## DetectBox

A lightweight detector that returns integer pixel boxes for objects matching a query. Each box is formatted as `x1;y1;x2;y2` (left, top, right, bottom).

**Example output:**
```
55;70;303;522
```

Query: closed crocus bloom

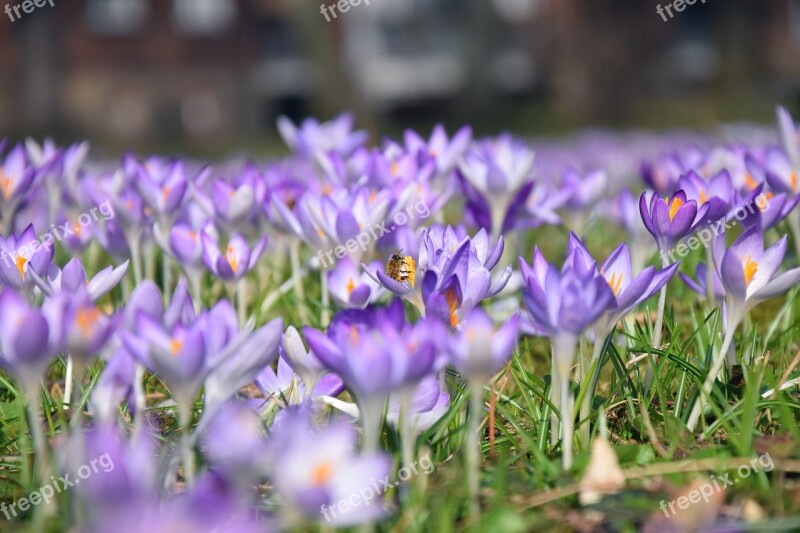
168;223;203;267
0;289;65;390
639;189;713;251
777;106;800;170
204;401;270;484
30;258;129;302
0;144;36;218
131;157;187;218
680;262;724;303
447;308;519;383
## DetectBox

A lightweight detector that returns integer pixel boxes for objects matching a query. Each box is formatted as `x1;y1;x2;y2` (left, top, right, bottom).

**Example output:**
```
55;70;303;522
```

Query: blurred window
84;0;149;36
172;0;237;37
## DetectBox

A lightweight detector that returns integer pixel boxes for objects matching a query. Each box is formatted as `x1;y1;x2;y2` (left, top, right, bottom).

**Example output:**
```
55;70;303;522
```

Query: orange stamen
607;272;623;297
311;462;333;487
0;170;12;200
346;277;356;294
225;245;239;273
170;338;183;356
791;171;798;192
742;255;758;285
744;174;758;190
75;307;101;334
445;287;460;328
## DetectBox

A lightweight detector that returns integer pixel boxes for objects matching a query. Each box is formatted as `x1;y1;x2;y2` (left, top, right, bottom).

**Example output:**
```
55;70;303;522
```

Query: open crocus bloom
201;228;266;282
712;225;800;326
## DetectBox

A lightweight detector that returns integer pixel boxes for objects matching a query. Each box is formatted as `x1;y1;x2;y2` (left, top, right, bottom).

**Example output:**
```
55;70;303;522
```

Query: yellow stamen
225;245;239;273
346;277;356;294
369;189;377;204
666;197;684;222
311;462;333;487
74;224;82;236
445;287;460;328
744;174;758;190
15;255;27;280
791;171;798;192
742;255;758;285
390;162;399;176
699;190;707;204
607;272;623;297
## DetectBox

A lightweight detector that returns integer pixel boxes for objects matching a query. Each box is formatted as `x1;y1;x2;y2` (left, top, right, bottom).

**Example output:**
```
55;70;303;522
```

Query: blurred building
0;0;799;145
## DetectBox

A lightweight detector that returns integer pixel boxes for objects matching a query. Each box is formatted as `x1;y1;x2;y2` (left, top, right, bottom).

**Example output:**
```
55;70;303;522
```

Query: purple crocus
679;263;724;302
687;226;800;430
368;225;511;322
30;258;129;302
404;124;472;176
277;113;368;159
327;258;382;309
303;300;439;450
459;135;535;241
267;416;392;527
519;240;616;468
0;144;36;233
446;308;519;384
201;227;266;282
0;289;65;390
639;189;715;252
0;224;54;291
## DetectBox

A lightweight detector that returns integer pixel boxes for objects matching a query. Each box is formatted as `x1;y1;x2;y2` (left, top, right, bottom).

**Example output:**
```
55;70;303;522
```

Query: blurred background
1;0;799;156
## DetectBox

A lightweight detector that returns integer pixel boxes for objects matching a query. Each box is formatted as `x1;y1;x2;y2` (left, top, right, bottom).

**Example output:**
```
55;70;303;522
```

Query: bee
386;249;416;286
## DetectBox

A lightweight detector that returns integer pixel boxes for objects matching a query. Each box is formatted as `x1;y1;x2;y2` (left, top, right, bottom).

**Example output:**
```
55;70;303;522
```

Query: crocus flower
303;300;439;450
639;189;714;252
404;124;472;176
459;135;535;241
277;113;368;159
0;223;54;291
386;374;450;433
201;227;266;282
519;241;616;468
267;416;392;527
446;308;519;384
0;289;65;390
129;156;188;220
0;144;36;231
368;225;511;321
30;258;129;302
203;401;270;484
687;226;800;430
327;258;382;309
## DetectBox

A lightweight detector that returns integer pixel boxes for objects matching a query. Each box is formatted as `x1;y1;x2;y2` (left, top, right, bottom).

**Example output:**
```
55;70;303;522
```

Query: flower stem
289;240;309;324
237;278;248;326
551;334;577;469
320;268;330;328
686;319;739;431
466;380;484;523
579;337;605;446
177;396;195;485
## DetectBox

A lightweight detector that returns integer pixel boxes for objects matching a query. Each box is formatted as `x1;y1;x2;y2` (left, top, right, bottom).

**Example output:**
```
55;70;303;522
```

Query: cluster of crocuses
0;107;799;530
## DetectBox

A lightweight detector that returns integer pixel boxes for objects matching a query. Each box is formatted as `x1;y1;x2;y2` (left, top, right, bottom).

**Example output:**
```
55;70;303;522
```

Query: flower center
744;174;758;190
607;272;623;297
15;255;27;280
75;307;101;334
346;277;356;294
666;197;684;222
742;255;758;285
699;190;707;204
170;338;183;356
225;245;239;272
0;171;12;200
311;462;333;487
791;171;798;192
445;287;460;328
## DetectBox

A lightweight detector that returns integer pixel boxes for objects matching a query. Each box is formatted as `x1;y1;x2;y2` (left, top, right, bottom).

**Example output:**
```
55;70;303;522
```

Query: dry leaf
578;436;625;505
